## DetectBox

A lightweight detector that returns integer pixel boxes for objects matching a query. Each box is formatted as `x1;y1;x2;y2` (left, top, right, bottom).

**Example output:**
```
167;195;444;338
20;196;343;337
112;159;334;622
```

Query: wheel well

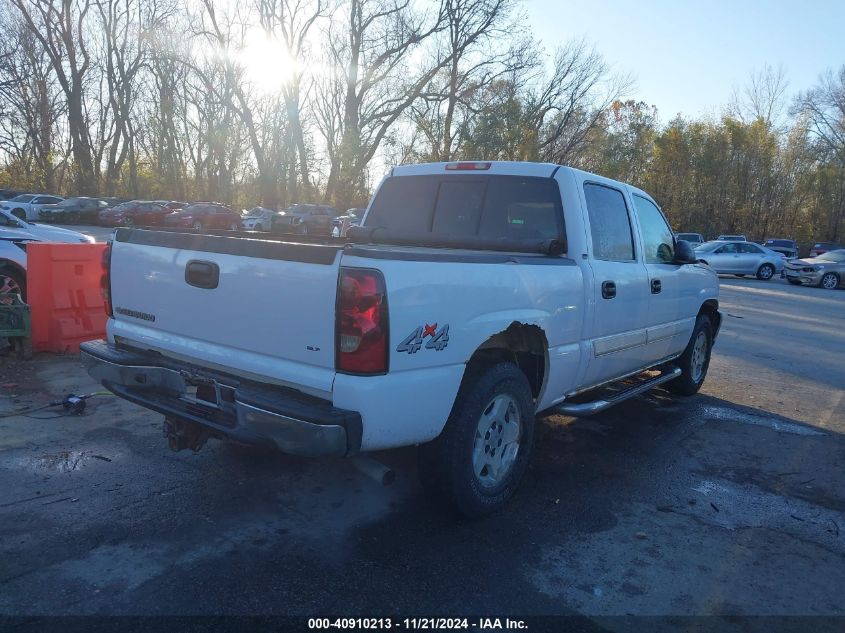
0;259;26;280
464;323;548;400
698;299;720;331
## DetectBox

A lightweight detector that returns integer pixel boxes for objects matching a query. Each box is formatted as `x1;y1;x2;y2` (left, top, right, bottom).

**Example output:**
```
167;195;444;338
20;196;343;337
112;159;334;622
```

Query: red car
164;202;242;231
98;200;171;227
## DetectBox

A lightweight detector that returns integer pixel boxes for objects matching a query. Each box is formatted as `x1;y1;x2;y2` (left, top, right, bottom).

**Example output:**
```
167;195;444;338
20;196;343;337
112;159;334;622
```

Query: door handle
185;260;219;289
651;279;662;294
601;280;616;299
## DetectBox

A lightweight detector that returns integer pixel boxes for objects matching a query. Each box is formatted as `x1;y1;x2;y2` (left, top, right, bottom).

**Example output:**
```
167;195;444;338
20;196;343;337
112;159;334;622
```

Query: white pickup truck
81;161;720;516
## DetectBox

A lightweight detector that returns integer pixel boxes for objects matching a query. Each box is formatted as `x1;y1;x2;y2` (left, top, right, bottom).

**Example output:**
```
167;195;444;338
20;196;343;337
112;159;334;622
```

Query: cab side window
584;183;635;261
739;243;763;254
716;243;738;254
632;195;674;264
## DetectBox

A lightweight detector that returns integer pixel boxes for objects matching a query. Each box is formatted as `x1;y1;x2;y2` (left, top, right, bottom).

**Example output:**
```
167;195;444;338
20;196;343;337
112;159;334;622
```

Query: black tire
229;222;239;231
787;279;802;286
820;272;839;290
418;362;535;517
756;263;775;280
297;223;308;235
665;314;713;396
254;223;263;231
192;221;203;231
0;268;26;301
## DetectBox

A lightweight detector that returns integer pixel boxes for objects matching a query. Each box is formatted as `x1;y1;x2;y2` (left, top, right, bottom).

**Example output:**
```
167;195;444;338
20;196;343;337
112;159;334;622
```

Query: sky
523;0;845;122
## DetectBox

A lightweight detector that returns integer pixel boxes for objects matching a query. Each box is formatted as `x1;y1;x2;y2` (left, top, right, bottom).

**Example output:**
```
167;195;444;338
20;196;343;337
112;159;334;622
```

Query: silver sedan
694;240;784;280
784;249;845;289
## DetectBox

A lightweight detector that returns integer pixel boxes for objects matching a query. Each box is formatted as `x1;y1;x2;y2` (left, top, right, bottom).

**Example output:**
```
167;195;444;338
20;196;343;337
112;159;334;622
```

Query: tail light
445;161;491;170
336;268;388;374
100;242;113;317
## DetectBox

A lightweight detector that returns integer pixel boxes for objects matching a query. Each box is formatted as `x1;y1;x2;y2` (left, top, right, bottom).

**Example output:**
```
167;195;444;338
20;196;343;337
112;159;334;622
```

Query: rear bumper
80;340;361;456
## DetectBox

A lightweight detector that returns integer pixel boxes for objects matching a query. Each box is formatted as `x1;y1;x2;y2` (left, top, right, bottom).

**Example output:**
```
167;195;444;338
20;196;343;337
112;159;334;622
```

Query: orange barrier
26;242;108;354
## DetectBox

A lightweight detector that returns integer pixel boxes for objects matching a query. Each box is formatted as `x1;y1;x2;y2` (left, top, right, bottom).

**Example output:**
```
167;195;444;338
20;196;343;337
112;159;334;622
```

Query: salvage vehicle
39;197;111;224
331;208;365;238
241;207;277;231
762;238;798;259
81;161;721;516
0;194;64;221
0;214;94;298
694;240;782;279
784;249;845;289
272;203;339;235
164;202;242;231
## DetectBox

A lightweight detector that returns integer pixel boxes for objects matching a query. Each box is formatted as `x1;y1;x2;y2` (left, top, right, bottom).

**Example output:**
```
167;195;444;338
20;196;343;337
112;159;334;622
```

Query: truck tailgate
108;229;342;396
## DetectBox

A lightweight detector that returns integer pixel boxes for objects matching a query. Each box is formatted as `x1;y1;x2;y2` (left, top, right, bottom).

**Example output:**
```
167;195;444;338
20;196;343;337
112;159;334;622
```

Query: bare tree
10;0;98;194
321;0;453;208
730;63;789;127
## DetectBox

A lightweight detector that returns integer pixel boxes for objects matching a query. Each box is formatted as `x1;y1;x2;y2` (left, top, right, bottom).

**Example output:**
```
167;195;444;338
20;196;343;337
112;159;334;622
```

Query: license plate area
180;377;236;410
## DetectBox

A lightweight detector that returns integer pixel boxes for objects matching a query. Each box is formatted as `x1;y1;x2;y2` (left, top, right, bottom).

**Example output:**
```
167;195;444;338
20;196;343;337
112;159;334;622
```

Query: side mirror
674;239;697;264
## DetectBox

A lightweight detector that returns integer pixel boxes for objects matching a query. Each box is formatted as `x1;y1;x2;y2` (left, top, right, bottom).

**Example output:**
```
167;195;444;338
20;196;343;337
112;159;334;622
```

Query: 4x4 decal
396;323;450;353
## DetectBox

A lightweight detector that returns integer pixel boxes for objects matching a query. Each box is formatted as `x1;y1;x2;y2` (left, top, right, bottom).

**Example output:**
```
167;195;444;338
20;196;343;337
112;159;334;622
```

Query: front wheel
254;223;263;231
665;314;713;396
296;223;308;235
418;362;535;517
756;263;775;280
0;269;25;300
820;272;840;290
192;221;203;231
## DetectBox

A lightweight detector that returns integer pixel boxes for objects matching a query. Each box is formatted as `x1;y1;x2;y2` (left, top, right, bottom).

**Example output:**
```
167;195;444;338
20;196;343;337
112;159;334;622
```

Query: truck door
630;193;695;361
581;181;651;388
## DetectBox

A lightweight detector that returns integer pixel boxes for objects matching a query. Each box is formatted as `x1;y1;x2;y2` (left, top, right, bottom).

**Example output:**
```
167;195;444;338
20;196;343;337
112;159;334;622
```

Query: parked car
98;200;172;227
675;232;704;246
330;208;366;238
272;203;338;235
164;202;242;231
808;241;843;257
694;240;783;279
784;249;845;289
241;207;277;231
39;197;111;224
0;193;64;221
0;208;96;243
717;234;746;241
0;212;94;299
762;238;798;258
83;160;721;517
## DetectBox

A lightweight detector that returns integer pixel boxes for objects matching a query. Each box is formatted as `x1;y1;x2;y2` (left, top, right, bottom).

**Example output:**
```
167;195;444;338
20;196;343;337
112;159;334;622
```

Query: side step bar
550;366;682;417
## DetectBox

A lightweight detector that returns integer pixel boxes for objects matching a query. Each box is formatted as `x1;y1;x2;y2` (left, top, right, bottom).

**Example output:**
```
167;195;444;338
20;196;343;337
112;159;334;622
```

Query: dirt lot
0;277;843;626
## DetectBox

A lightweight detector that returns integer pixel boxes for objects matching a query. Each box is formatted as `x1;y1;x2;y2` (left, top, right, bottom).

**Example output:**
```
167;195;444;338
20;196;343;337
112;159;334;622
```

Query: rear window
765;240;794;247
366;175;564;241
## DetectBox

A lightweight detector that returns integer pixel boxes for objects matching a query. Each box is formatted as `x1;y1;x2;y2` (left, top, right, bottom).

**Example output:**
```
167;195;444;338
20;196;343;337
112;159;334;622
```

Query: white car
0;239;27;297
82;161;721;516
0;194;64;221
0;210;95;298
0;209;95;244
241;207;277;231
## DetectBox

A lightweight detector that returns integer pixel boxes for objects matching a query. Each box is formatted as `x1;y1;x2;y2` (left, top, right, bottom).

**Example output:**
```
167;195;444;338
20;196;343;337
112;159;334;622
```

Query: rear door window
583;183;635;261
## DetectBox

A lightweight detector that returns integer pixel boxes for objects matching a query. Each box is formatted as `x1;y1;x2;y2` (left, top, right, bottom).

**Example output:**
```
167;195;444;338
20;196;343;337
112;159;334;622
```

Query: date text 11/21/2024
307;618;528;630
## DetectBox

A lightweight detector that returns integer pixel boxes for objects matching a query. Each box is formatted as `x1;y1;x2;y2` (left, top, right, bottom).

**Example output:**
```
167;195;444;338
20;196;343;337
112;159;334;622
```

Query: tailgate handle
185;260;219;289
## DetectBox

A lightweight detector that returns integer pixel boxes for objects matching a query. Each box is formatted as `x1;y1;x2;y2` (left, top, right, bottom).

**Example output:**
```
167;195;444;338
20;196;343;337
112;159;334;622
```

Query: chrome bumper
80;340;360;456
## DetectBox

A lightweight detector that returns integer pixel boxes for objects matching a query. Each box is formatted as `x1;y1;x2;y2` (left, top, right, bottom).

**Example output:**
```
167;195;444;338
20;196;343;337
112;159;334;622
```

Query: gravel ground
0;277;843;628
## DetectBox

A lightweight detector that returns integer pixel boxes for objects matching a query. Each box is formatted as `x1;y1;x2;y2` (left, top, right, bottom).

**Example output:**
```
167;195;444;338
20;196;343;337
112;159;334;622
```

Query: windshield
816;250;845;262
765;239;793;247
10;194;35;202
